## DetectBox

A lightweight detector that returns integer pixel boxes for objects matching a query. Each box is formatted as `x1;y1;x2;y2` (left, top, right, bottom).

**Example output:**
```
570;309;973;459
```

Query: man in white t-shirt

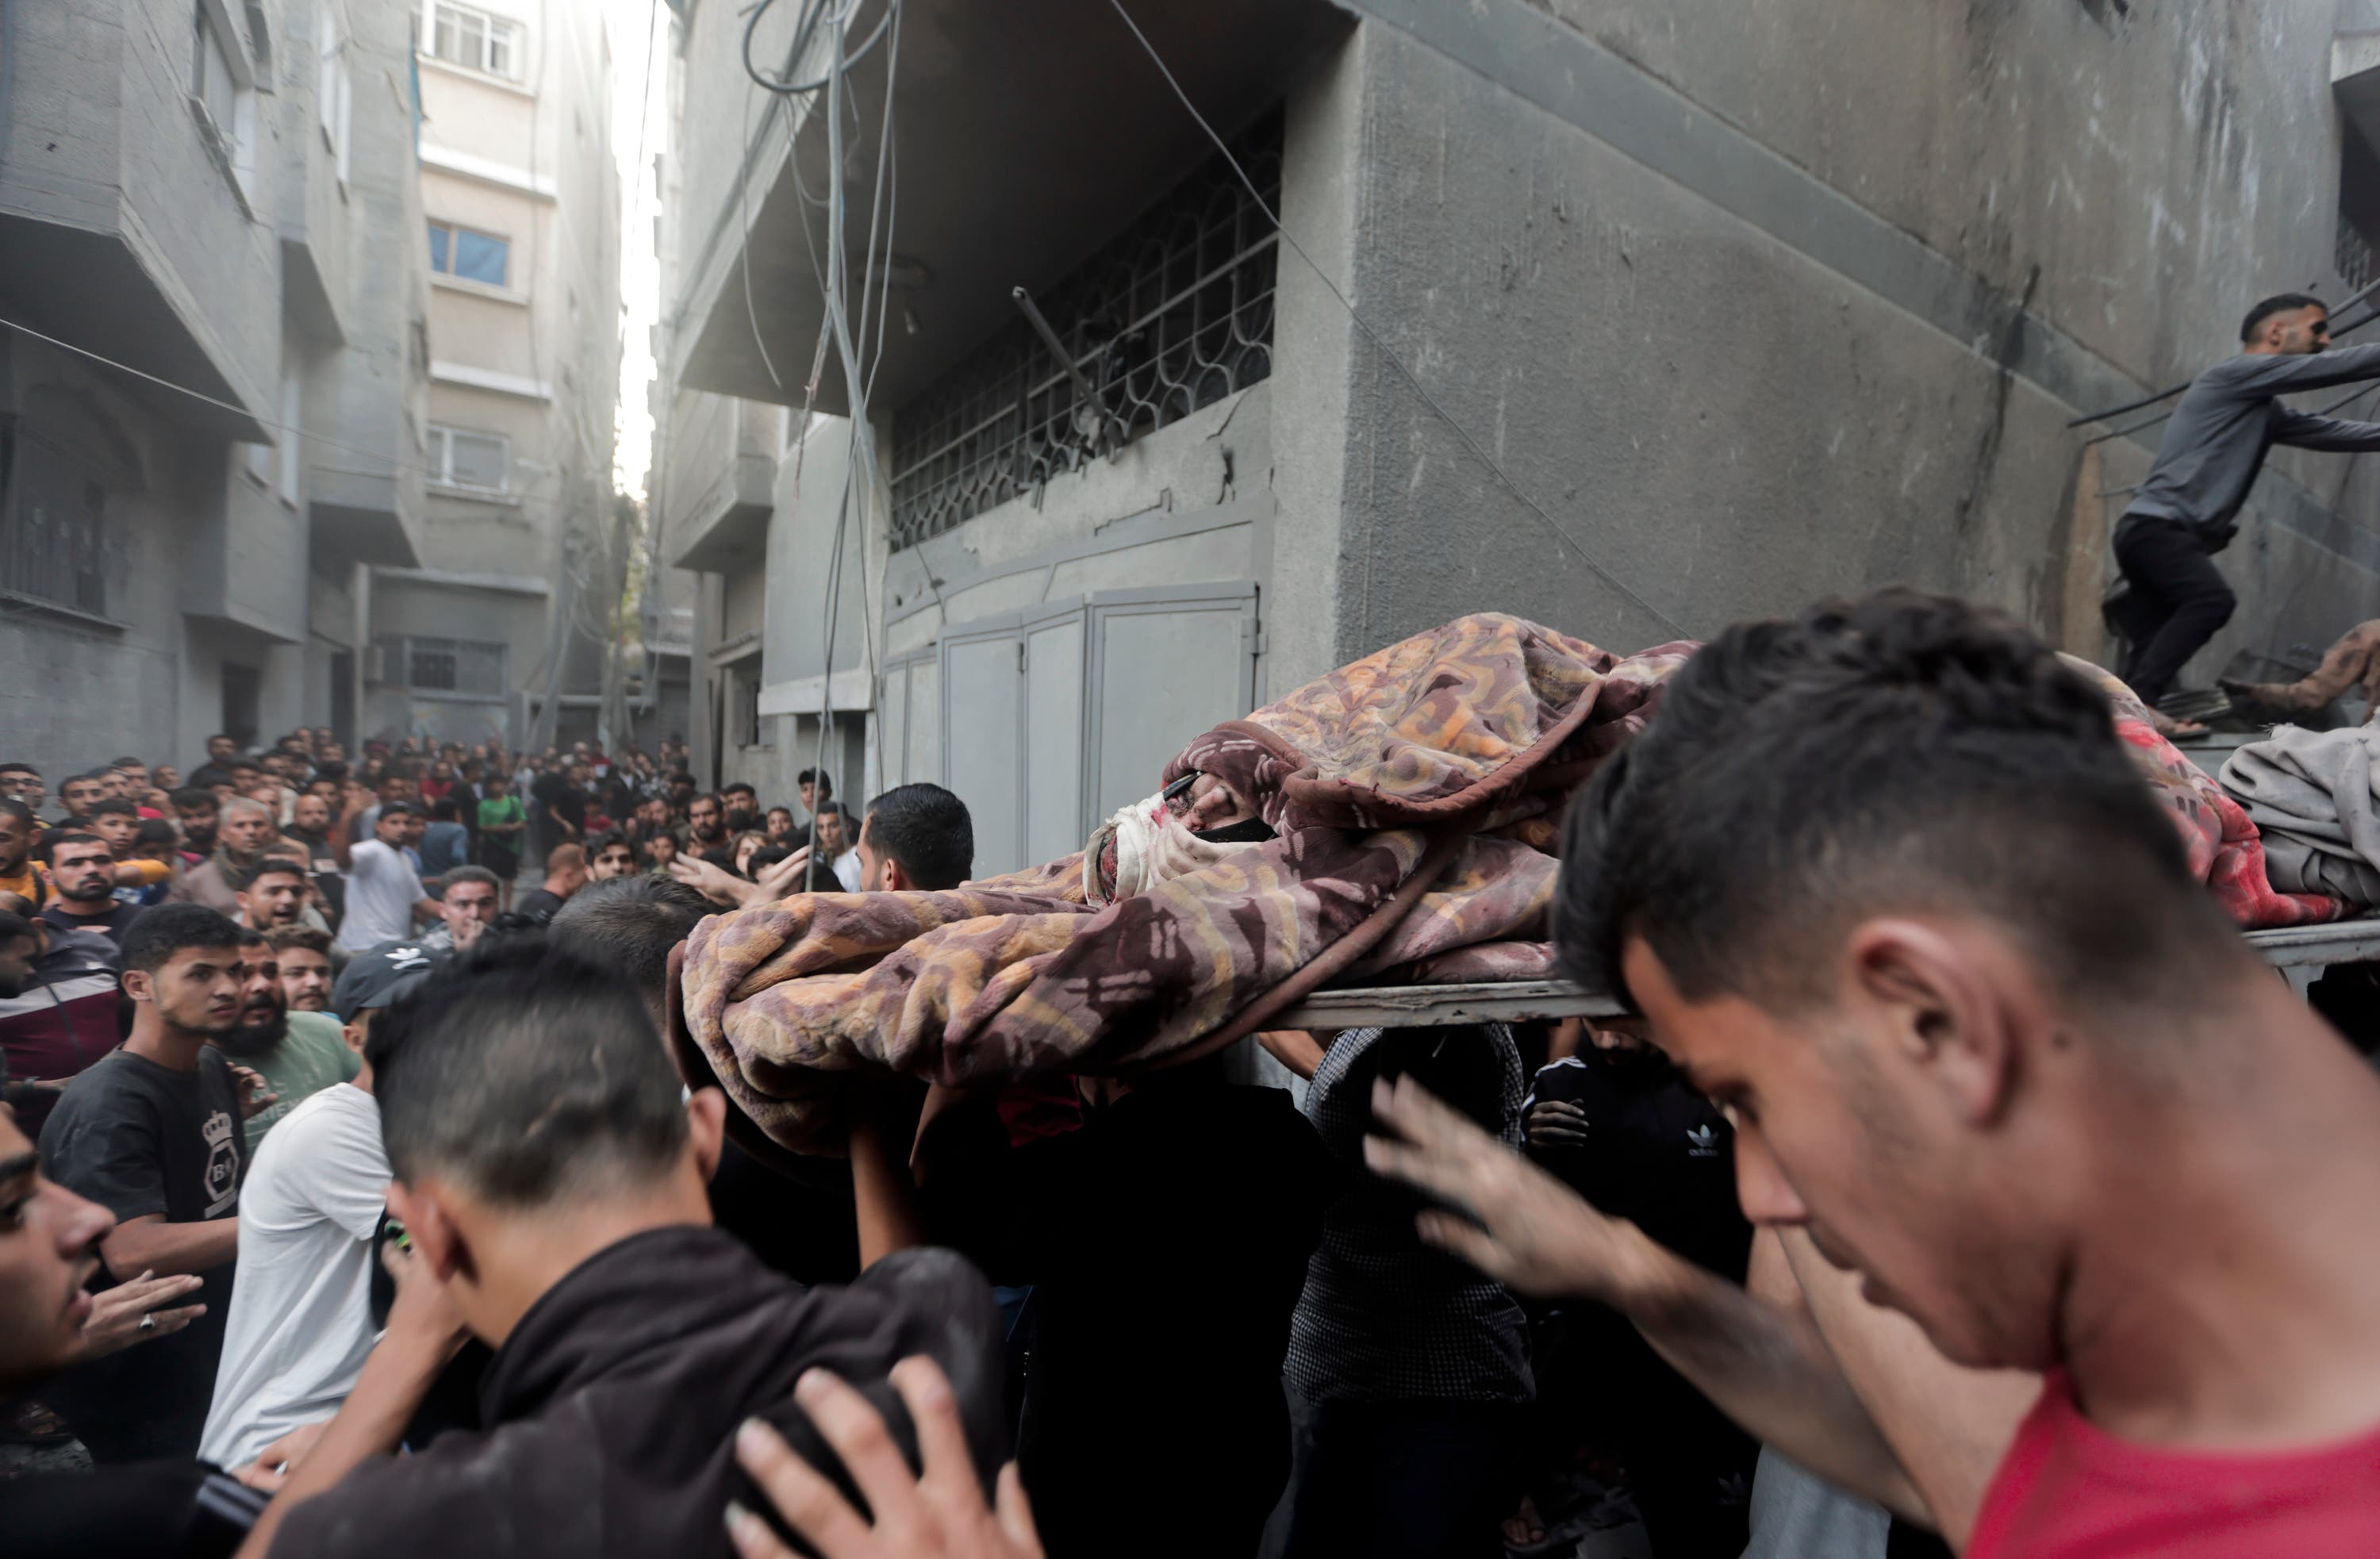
333;801;437;953
198;943;434;1469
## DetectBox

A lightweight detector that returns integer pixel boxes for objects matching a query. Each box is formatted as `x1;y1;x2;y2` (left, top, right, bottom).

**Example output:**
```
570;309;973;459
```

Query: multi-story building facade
655;0;2380;873
0;0;428;763
370;0;620;749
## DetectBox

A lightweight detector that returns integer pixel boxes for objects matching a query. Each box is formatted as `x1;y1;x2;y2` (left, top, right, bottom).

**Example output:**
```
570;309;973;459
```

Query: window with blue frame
426;220;509;287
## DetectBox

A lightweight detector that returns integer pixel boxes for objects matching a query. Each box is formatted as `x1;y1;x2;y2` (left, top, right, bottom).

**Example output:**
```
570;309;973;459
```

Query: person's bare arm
850;1114;924;1270
233;1242;468;1559
101;1213;238;1280
1365;1075;1929;1522
1777;1230;2038;1549
1256;1030;1325;1081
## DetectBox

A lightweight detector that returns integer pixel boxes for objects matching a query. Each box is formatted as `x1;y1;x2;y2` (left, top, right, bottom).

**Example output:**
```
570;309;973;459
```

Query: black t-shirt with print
37;1046;244;1463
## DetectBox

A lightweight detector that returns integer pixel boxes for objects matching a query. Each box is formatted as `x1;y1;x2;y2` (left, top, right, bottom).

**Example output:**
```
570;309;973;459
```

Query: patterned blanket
680;615;1687;1151
678;620;2331;1154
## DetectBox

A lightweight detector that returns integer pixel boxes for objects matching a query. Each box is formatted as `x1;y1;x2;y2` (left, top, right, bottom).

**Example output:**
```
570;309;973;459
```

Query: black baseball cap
332;940;441;1021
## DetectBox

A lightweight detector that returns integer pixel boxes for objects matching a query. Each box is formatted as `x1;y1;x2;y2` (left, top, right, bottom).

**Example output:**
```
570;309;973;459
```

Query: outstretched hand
77;1269;205;1361
1365;1073;1659;1304
727;1357;1042;1559
670;854;758;907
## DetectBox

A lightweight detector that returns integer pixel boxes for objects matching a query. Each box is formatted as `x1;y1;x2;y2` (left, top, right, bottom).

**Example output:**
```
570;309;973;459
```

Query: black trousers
2113;517;2236;707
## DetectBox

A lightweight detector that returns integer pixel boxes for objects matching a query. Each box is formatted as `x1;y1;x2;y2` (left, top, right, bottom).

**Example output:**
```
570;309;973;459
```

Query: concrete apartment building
654;0;2380;876
0;0;428;765
370;0;622;749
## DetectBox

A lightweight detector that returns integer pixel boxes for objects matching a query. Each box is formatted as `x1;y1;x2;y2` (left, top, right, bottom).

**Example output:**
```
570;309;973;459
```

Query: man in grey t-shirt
2113;292;2380;709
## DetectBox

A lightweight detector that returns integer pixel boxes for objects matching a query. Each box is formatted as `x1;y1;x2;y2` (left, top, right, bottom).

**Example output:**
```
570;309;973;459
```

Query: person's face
592;843;637;880
60;778;100;818
236;948;287;1030
48;842;114;904
381;777;412;804
647;835;678;868
2272;305;2332;355
294;794;331;834
176;800;219;844
1622;929;2055;1373
228;767;261;795
152;766;178;793
241;870;307;928
689;797;722;839
432;762;452;781
374;812;413;848
278;947;332;1012
207;736;236;762
733;835;762;874
0;1107;116;1390
766;809;794;841
815;812;846;854
0;935;37;1000
0;814;28;875
97;773;127;801
401;812;426;847
129;942;244;1036
442;881;498;947
0;772;39;808
116;764;148;791
221;808;273;854
90;812;136;855
320;743;344;764
798;781;819;813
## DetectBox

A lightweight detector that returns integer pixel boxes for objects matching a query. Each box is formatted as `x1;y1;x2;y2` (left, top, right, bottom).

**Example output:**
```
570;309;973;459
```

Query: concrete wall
1282;2;2380;689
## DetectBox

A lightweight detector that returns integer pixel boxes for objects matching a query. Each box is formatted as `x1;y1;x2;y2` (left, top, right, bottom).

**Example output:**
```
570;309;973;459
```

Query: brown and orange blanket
678;616;2336;1154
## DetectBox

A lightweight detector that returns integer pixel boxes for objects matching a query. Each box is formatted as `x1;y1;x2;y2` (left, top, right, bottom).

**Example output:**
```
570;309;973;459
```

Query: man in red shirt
1368;589;2380;1556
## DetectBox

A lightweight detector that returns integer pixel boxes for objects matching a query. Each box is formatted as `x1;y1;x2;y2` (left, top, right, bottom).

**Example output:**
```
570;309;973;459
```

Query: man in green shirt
214;926;359;1151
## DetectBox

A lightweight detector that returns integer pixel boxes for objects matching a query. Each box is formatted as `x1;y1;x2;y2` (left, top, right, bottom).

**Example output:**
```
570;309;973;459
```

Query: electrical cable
2067;275;2380;428
1102;0;1691;641
741;0;892;98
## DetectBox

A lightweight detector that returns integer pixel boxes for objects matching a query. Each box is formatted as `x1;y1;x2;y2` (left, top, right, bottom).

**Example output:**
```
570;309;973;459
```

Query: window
428;424;509;491
428;1;520;79
737;670;762;747
0;425;114;617
191;2;259;202
888;109;1282;549
427;220;509;286
2343;126;2380;295
317;2;353;183
397;636;507;696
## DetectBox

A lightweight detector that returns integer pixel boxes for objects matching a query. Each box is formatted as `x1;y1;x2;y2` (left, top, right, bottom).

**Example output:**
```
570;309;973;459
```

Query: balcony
669;0;1350;413
664;394;781;571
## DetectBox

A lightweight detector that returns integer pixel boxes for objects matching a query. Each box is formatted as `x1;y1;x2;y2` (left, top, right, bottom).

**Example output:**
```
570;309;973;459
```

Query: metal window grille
0;426;117;617
399;635;507;696
888;110;1282;551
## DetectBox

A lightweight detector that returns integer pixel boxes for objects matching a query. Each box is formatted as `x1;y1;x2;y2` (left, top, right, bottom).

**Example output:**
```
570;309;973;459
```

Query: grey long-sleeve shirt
2128;341;2380;550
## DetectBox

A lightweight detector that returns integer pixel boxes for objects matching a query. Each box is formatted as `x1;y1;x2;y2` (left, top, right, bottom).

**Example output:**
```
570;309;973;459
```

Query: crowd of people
6;587;2380;1558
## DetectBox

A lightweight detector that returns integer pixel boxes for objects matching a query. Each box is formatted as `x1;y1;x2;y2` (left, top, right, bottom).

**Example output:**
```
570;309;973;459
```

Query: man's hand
232;1419;332;1492
670;854;760;907
1365;1073;1660;1304
77;1269;205;1361
1522;1099;1592;1157
381;1238;470;1357
230;1066;278;1121
726;1358;1042;1559
752;846;811;900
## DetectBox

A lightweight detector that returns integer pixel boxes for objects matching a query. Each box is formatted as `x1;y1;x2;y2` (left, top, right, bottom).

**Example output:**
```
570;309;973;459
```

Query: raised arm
2274;406;2380;452
2221;340;2380;395
1365;1075;1932;1522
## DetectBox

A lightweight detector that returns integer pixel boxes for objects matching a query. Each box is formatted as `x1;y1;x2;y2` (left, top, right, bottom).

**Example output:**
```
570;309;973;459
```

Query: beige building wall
371;0;620;747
